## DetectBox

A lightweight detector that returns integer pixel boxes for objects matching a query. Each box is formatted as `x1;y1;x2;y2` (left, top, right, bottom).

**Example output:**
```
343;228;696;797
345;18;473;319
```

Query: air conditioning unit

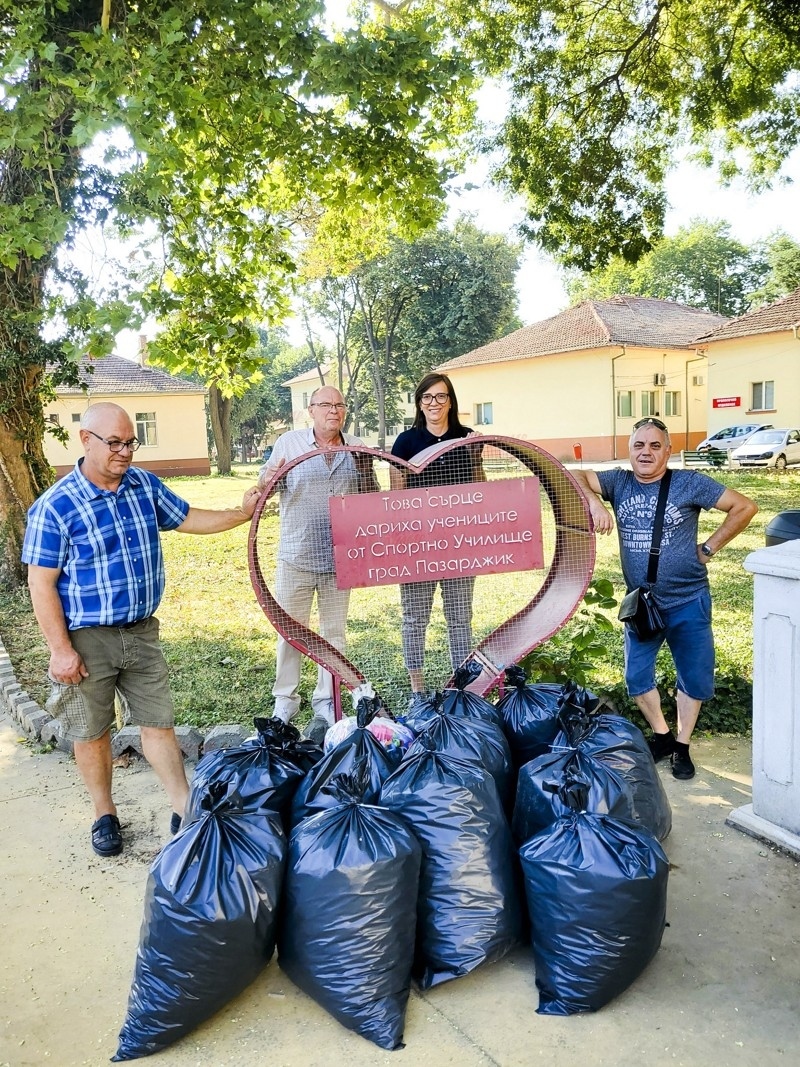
692;375;705;386
652;373;667;386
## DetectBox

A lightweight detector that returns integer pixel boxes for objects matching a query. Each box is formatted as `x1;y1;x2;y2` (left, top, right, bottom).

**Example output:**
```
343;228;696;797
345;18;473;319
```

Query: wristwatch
700;543;714;558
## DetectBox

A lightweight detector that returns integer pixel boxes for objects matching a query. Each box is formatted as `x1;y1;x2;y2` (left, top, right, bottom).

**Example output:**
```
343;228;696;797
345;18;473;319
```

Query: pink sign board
329;477;544;590
712;397;741;408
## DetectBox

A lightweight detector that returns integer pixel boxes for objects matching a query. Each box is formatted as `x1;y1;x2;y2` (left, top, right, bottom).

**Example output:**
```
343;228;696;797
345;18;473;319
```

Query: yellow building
699;286;800;433
436;296;726;463
44;354;210;478
283;364;413;447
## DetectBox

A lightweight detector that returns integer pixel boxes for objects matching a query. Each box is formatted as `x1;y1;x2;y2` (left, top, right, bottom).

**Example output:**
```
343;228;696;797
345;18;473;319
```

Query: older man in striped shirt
22;403;260;858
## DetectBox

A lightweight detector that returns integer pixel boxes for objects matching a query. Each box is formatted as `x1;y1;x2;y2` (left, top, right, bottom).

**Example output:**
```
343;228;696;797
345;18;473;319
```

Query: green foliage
748;231;800;306
519;578;618;686
0;0;474;578
302;218;522;446
566;219;770;317
429;0;800;269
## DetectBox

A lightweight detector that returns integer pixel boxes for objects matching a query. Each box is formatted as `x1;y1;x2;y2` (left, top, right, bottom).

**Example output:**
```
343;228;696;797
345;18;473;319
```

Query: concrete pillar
726;538;800;857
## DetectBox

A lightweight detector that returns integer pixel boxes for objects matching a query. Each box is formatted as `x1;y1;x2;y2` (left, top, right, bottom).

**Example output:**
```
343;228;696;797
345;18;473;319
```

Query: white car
732;428;800;469
697;422;774;452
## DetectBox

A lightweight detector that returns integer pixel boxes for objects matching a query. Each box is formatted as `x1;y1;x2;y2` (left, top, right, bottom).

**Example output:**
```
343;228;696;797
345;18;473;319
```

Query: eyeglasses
420;392;449;405
87;430;140;452
633;417;667;432
310;402;347;412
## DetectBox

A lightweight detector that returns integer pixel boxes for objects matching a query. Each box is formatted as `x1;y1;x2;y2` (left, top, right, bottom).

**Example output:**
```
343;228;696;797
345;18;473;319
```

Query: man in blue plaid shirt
22;403;260;858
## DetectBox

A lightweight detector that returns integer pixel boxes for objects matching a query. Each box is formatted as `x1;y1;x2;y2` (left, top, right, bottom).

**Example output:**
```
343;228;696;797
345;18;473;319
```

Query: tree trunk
0;364;52;588
209;385;233;474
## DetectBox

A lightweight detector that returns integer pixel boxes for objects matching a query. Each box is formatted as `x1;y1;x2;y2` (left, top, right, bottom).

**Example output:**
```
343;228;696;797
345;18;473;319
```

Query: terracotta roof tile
437;296;727;370
699;285;800;341
56;354;204;396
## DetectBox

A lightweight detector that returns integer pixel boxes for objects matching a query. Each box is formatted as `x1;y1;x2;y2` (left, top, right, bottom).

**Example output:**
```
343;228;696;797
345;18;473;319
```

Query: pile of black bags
115;665;673;1056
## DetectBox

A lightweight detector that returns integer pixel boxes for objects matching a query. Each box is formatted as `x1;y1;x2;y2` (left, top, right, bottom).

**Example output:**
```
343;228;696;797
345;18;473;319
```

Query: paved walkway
0;713;796;1067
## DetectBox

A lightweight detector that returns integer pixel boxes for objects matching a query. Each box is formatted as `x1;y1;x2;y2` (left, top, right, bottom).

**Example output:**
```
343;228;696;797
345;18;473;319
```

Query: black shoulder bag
617;470;672;640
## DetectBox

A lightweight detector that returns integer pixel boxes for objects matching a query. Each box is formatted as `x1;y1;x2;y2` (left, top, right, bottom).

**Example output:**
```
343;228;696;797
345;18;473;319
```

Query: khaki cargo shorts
45;617;175;742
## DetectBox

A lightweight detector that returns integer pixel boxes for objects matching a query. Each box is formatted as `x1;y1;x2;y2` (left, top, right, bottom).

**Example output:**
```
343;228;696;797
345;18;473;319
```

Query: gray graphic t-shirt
596;469;724;611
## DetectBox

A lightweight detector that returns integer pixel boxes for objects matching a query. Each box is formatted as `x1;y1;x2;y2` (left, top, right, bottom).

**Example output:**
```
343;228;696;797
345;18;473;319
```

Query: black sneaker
647;730;676;763
671;747;696;780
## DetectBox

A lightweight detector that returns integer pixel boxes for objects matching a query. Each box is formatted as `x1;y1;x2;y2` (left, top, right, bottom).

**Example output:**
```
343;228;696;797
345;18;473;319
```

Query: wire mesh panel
248;435;594;718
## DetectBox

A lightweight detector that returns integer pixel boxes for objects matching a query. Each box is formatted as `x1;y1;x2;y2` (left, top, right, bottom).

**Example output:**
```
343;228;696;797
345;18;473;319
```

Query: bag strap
646;469;672;586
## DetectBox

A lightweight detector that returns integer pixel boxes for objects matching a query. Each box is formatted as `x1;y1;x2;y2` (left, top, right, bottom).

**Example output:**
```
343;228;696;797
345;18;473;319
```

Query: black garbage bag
512;748;635;845
113;781;286;1060
520;779;669;1016
494;666;564;766
278;767;421;1051
555;703;672;842
380;735;522;990
186;716;322;825
405;703;514;806
291;697;403;826
438;661;504;728
400;690;442;733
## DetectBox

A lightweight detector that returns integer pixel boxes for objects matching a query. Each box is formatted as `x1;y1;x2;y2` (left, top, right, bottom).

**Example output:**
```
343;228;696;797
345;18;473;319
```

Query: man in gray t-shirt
572;418;757;781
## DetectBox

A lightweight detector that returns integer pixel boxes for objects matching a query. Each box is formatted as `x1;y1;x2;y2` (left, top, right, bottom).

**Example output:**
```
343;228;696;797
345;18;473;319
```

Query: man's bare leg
140;726;189;816
633;688;670;734
675;690;702;744
73;732;116;820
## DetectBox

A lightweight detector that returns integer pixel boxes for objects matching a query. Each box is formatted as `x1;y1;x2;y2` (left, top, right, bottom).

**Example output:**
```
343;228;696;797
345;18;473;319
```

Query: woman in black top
391;373;484;704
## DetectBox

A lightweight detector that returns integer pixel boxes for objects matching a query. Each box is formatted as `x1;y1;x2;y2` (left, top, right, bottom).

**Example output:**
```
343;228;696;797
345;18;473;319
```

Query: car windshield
745;431;784;445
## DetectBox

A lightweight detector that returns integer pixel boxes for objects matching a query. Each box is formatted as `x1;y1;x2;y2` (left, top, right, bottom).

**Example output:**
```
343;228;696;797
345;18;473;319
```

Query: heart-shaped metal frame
248;434;595;699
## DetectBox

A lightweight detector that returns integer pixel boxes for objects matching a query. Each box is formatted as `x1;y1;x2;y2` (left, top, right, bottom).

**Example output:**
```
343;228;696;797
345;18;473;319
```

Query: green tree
306;219;521;447
566;220;768;317
0;1;472;582
408;0;800;269
748;232;800;306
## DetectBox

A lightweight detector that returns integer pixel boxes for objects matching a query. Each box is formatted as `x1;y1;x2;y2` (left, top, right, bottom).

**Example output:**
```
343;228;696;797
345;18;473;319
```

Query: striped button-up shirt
21;461;190;629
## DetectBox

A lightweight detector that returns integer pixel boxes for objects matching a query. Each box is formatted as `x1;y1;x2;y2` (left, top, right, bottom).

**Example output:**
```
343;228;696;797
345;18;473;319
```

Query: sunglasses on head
633;417;667;432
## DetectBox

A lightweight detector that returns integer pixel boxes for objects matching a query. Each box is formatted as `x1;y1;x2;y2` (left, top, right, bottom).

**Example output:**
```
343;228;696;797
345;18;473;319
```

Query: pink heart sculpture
248;435;595;705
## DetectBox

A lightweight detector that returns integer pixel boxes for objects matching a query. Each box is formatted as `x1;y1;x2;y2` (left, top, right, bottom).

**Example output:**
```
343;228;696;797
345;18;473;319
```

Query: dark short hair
412;373;468;434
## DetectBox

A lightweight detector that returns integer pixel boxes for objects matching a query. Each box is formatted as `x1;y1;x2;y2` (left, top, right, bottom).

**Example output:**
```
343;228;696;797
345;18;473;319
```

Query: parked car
731;429;800;469
697;423;774;452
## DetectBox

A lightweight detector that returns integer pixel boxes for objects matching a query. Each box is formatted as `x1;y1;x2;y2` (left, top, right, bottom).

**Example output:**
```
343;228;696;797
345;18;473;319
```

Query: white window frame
135;411;158;447
616;390;635;418
664;391;681;417
641;390;658;417
751;380;775;411
475;402;493;426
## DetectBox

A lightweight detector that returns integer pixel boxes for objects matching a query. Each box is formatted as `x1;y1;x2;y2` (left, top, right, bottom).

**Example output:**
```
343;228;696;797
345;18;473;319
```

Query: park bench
680;448;731;469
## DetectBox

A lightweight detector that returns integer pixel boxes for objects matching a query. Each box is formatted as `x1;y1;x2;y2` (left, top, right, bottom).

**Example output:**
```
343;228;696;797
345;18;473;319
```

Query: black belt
114;618;148;629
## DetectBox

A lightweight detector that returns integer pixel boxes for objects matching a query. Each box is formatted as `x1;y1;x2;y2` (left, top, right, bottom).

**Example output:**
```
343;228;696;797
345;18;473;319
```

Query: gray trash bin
765;510;800;547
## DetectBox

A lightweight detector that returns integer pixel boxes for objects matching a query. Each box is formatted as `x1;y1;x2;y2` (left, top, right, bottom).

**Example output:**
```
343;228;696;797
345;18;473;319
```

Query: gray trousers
400;577;475;673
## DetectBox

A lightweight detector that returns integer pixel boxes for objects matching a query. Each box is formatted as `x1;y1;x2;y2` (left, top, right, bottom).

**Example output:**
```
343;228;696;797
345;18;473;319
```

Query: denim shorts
45;617;175;742
624;591;715;702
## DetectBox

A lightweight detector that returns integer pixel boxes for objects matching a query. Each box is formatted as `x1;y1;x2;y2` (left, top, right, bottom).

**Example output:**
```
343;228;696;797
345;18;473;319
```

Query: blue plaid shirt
21;461;190;630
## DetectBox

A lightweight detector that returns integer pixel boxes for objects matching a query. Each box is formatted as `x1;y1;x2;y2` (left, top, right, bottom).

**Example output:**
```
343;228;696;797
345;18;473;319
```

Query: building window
136;411;157;447
406;391;414;404
616;391;635;418
301;391;309;408
641;391;658;417
71;413;81;423
47;414;60;425
475;402;493;426
751;380;774;410
664;392;681;417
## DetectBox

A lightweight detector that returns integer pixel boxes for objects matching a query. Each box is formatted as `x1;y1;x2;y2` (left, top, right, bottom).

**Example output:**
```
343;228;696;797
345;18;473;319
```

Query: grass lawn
1;463;797;734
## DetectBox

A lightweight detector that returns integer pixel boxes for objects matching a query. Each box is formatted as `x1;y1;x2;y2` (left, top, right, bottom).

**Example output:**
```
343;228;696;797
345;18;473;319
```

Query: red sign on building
329;477;544;590
712;397;741;408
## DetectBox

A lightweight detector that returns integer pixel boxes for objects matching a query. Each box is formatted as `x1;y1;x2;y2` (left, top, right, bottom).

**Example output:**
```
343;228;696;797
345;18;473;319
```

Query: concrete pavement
0;711;797;1067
